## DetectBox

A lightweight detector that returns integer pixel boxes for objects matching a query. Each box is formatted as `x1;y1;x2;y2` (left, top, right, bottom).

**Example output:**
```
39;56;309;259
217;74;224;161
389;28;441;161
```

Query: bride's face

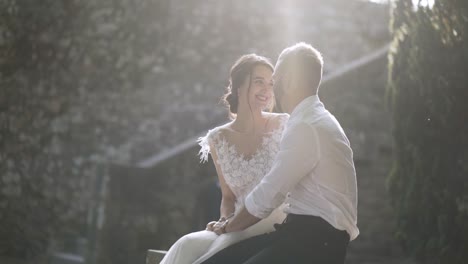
238;65;274;112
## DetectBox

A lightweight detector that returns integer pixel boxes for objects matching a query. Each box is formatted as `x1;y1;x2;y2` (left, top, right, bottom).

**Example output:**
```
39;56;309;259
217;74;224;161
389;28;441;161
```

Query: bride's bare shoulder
210;122;235;135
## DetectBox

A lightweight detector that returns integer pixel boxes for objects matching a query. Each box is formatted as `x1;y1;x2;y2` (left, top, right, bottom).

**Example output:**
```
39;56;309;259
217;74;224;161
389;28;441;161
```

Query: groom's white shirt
244;95;359;240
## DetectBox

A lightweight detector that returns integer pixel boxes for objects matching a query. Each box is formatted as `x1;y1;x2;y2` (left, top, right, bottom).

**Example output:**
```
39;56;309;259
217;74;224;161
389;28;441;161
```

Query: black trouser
201;214;350;264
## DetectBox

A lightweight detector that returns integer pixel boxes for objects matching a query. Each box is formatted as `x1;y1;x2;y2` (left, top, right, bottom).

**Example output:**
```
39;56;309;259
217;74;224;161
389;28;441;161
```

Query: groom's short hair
275;42;323;94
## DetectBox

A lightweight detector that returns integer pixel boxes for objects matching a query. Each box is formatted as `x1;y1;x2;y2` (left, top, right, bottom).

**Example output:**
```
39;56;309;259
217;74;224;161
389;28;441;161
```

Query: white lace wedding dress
159;114;289;264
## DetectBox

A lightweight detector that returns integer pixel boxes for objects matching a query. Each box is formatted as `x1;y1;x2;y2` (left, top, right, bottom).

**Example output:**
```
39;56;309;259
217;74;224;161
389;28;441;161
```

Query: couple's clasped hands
206;213;234;235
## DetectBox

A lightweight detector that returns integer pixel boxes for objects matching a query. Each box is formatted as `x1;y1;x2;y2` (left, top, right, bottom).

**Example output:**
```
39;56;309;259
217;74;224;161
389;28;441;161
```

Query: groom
203;42;359;264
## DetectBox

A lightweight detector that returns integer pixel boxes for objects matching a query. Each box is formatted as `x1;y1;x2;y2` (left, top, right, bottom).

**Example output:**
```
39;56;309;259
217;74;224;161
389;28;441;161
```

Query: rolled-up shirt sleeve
245;122;321;219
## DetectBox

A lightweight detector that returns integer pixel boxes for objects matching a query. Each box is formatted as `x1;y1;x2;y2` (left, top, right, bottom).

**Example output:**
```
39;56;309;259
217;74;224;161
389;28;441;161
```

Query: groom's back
289;102;359;240
312;111;356;195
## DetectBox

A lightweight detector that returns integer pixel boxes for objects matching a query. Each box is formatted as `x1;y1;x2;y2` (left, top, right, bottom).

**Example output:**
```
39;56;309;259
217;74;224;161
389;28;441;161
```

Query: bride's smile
242;65;274;111
255;94;270;103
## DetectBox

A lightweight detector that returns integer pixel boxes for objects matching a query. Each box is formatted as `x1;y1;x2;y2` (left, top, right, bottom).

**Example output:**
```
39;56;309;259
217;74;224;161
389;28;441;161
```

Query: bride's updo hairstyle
222;54;274;119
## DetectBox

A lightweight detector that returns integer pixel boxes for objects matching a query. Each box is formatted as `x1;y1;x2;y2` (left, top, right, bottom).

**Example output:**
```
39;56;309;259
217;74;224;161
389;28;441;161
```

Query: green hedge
388;0;468;263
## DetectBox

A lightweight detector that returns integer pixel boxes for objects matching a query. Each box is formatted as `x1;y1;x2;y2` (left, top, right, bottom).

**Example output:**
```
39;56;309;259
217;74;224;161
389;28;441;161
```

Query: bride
160;54;289;264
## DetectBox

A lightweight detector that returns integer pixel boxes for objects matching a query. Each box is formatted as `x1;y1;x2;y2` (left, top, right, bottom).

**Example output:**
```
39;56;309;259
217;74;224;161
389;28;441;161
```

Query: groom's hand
205;221;217;231
223;206;261;234
213;220;229;235
207;220;227;232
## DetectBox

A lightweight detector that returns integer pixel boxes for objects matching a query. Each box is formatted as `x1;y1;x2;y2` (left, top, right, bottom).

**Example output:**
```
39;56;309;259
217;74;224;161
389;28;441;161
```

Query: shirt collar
289;95;324;119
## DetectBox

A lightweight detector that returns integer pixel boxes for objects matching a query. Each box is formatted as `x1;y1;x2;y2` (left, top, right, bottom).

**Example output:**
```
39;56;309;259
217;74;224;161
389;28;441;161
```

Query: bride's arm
210;142;236;220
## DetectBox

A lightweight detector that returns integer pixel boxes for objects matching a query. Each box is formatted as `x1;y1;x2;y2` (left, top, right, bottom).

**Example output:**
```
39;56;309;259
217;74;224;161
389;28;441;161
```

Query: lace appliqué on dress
197;114;289;212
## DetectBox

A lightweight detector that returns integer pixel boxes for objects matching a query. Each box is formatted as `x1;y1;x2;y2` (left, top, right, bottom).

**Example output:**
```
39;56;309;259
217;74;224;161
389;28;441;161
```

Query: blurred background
0;0;467;263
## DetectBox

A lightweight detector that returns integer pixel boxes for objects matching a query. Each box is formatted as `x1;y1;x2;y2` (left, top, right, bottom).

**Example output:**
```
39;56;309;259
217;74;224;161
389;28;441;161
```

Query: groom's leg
241;215;350;264
241;233;347;264
201;232;274;264
241;243;294;264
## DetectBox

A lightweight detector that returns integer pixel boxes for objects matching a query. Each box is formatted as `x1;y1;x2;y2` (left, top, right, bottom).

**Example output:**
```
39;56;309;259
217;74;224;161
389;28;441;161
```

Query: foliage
388;0;468;263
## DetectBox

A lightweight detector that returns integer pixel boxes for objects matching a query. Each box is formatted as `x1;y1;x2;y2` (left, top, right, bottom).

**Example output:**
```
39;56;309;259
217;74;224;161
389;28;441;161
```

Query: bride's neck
232;108;265;133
